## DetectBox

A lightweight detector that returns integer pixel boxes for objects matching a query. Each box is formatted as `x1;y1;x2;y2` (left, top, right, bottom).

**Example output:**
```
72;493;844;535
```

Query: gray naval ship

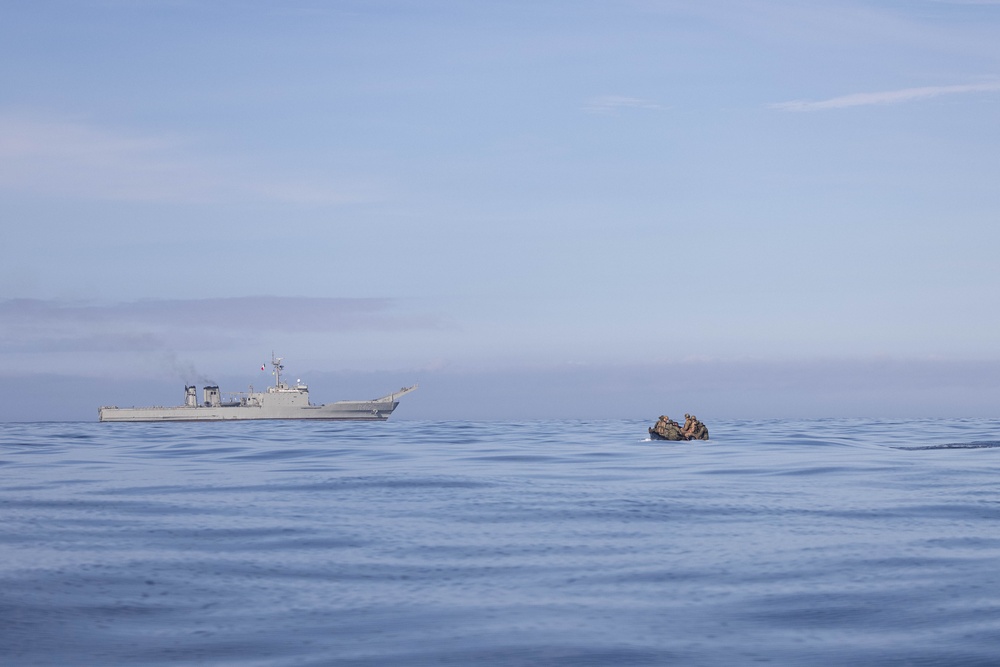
99;356;417;422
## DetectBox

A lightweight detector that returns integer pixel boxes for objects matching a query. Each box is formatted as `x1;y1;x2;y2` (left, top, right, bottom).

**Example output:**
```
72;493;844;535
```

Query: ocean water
2;419;1000;666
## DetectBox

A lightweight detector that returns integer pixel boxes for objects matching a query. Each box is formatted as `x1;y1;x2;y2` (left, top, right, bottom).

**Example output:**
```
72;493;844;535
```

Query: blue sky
2;0;999;421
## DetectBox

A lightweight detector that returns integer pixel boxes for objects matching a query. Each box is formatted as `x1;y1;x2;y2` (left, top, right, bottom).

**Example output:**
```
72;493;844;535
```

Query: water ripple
3;418;1000;666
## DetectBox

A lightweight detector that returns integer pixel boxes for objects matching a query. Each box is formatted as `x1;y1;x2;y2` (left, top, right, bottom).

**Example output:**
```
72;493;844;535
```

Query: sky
2;0;999;421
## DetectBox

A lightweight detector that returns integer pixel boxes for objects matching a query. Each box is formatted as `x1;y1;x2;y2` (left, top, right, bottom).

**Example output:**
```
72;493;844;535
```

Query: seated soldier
689;416;709;440
652;415;668;435
681;413;695;439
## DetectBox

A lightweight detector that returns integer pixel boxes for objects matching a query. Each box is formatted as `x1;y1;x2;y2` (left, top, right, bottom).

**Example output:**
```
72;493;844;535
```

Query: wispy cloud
771;82;1000;111
583;96;667;115
0;114;371;204
0;297;441;354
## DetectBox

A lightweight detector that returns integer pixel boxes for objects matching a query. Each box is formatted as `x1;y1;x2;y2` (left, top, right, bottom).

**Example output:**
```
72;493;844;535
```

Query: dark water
3;419;1000;666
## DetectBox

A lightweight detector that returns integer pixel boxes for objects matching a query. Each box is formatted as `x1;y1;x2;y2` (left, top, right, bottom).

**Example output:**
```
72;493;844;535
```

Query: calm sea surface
3;419;1000;666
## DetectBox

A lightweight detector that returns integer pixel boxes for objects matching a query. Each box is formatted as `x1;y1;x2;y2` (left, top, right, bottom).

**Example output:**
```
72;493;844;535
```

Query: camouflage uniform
651;415;686;441
689;416;709;440
681;413;694;439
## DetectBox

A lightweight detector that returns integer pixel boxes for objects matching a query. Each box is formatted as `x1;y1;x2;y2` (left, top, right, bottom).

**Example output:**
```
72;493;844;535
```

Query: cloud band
772;81;1000;112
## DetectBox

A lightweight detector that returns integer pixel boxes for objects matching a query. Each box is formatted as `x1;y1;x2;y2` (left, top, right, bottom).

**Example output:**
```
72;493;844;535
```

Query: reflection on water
2;419;1000;666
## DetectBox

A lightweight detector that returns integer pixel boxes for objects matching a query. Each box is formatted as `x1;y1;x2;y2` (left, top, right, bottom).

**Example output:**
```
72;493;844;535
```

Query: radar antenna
271;353;284;388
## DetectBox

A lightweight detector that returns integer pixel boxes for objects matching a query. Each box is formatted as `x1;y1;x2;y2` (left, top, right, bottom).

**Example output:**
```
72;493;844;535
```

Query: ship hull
99;400;400;422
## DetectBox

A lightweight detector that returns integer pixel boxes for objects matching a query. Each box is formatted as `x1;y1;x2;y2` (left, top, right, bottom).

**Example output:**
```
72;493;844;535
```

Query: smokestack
203;386;221;407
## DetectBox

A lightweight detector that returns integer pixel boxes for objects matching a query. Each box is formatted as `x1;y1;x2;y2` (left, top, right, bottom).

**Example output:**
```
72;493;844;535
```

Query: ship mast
271;353;284;388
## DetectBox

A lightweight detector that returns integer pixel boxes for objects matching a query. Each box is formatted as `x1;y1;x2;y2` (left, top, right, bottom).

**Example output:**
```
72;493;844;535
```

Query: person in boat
681;414;694;438
650;415;686;441
687;415;709;440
